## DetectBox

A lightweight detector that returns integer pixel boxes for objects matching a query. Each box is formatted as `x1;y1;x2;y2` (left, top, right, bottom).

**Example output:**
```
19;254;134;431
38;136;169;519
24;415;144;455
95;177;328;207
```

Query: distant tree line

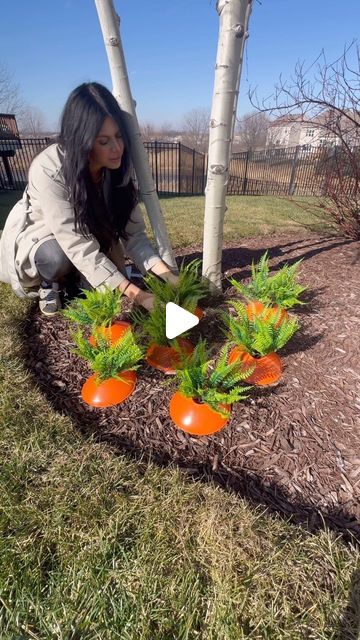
0;63;48;136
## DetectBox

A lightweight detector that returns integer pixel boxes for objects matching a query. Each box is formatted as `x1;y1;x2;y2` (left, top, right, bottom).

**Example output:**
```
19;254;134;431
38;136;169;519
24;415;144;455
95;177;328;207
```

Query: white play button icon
166;302;199;340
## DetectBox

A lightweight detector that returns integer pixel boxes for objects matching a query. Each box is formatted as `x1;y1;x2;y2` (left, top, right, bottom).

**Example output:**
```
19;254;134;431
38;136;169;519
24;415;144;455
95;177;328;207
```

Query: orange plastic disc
228;346;283;386
246;300;266;321
246;301;288;327
89;321;131;347
146;339;194;374
169;391;230;436
194;306;205;320
81;370;136;407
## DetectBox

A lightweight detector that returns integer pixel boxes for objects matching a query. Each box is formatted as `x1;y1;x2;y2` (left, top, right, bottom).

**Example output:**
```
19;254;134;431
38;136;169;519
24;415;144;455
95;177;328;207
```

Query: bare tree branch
249;41;360;239
235;110;270;151
181;108;210;152
0;63;26;116
17;105;47;136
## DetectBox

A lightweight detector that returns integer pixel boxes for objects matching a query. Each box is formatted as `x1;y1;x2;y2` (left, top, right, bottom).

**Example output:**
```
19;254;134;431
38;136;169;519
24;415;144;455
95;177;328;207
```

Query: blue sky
1;0;359;130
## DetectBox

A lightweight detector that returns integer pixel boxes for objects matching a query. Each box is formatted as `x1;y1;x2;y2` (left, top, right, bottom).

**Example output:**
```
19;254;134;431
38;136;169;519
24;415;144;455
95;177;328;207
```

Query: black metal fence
228;145;359;197
0;137;51;190
3;138;356;198
143;141;206;195
0;138;206;195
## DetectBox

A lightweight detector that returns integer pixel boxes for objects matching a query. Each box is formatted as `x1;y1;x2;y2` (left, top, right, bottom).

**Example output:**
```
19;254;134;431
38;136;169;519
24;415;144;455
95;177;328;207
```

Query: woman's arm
120;204;179;309
116;259;179;312
122;204;171;275
29;157;127;291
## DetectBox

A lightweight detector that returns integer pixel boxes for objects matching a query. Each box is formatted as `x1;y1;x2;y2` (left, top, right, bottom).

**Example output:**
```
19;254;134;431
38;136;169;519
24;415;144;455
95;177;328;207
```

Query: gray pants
34;238;90;287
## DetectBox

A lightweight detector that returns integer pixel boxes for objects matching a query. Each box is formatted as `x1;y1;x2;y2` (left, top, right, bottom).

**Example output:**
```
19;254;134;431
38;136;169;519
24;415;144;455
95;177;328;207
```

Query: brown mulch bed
20;233;360;539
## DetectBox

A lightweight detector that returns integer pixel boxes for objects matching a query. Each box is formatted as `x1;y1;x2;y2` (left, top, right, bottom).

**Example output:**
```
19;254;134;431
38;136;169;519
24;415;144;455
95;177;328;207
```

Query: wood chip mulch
19;232;360;540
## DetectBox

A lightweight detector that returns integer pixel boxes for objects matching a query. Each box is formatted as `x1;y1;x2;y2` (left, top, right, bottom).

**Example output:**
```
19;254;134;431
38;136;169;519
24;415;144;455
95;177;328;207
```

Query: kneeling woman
0;82;177;316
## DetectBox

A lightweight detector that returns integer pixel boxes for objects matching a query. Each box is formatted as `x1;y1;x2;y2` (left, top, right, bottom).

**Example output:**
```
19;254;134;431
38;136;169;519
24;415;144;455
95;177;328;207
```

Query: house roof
267;114;304;128
269;109;360;130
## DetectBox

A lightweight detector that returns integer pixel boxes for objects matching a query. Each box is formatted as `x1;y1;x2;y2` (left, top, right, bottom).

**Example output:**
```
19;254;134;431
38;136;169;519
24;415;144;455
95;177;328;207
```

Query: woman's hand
118;281;155;311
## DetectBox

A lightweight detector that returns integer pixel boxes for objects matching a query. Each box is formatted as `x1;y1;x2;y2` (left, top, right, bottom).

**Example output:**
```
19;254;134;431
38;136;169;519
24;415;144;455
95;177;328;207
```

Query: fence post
2;155;14;188
154;140;159;193
202;153;207;194
191;148;195;194
178;142;181;195
243;150;250;194
288;145;300;195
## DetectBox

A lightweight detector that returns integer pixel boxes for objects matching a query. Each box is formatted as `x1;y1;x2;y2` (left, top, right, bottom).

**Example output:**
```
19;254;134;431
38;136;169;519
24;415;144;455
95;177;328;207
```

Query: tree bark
202;0;253;290
94;0;177;271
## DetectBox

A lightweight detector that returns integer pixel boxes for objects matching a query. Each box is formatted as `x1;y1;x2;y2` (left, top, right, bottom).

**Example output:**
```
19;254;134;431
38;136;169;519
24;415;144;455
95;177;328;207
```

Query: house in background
266;112;342;150
266;115;303;148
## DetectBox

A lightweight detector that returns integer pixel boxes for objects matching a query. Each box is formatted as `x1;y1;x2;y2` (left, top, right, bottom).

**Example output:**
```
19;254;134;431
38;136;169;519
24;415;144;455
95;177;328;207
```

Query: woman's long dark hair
58;82;138;253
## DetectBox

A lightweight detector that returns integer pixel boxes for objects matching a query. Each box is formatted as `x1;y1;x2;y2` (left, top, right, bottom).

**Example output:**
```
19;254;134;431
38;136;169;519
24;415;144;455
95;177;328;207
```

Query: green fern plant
131;300;168;346
174;339;253;417
224;301;300;357
229;252;269;302
265;261;307;308
71;325;143;383
131;299;189;348
63;286;123;327
229;251;307;308
144;259;209;312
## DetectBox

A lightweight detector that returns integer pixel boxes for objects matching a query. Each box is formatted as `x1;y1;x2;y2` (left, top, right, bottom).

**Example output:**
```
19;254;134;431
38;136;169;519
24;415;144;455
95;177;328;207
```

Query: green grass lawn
147;195;330;247
1;191;330;244
0;193;357;639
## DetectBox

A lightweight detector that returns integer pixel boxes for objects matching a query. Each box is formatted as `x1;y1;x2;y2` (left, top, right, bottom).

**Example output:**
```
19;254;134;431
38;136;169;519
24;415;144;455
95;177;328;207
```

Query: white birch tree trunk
94;0;177;271
202;0;253;290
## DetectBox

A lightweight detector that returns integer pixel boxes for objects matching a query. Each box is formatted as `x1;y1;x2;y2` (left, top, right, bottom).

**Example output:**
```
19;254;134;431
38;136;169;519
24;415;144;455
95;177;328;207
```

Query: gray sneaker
38;282;62;317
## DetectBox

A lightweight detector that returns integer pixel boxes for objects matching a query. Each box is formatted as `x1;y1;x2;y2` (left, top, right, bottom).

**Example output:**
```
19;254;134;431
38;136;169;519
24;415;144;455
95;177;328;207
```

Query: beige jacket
0;143;161;298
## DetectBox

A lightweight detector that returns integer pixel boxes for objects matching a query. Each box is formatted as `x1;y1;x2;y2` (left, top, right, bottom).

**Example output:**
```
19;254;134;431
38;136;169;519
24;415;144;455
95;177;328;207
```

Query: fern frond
228;253;307;309
233;251;270;301
174;338;253;415
226;313;253;352
143;259;209;311
130;300;168;345
63;286;122;326
229;300;248;323
266;259;307;307
272;314;300;349
70;325;143;382
225;300;300;356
